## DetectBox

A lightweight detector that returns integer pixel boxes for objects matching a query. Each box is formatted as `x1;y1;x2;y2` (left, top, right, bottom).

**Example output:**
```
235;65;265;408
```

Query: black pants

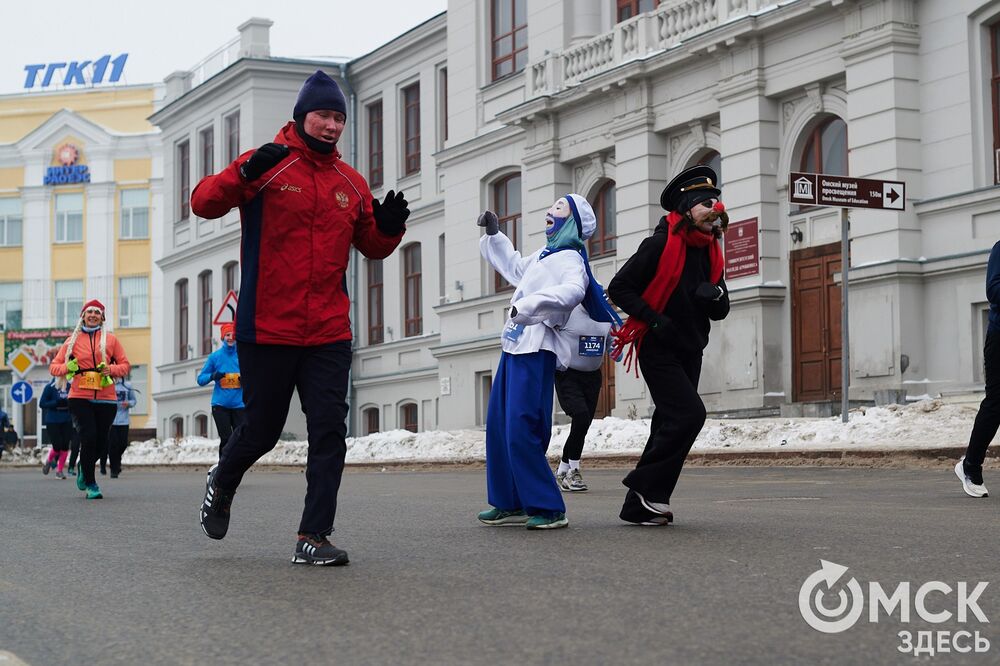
622;339;706;504
212;406;246;458
555;368;603;462
48;422;73;452
68;429;80;469
107;425;130;475
965;328;1000;473
69;400;117;486
215;341;352;537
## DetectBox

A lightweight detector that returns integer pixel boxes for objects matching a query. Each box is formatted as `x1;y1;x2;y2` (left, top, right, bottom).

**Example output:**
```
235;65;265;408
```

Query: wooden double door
791;243;844;402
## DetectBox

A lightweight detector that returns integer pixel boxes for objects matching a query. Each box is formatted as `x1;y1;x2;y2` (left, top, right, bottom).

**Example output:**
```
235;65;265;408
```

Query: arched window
492;174;521;292
223;261;239;296
690;149;722;185
800;116;847;176
363;407;380;435
171;416;184;440
588;181;616;257
400;403;418;433
194;414;209;438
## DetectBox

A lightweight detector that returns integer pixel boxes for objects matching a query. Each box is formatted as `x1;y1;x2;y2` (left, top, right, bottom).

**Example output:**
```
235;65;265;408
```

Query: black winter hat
293;70;347;120
660;165;721;213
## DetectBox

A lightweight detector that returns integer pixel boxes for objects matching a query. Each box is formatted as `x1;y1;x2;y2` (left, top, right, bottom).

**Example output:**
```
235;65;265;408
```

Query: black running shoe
200;467;235;540
619;489;672;526
291;534;350;566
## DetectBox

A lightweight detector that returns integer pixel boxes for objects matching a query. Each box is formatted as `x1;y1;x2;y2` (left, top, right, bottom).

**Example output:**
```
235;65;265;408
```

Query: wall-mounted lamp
790;228;803;243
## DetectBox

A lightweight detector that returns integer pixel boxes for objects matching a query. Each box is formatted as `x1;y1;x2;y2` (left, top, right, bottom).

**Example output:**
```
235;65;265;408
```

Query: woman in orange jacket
50;300;130;499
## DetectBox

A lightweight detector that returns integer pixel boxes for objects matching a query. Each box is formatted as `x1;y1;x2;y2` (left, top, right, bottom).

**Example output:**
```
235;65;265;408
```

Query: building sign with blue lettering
44;144;90;185
23;54;128;89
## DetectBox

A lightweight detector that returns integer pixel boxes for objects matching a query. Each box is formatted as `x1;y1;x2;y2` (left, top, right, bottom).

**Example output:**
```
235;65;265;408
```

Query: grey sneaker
563;468;588;492
556;469;568;490
956;457;988;498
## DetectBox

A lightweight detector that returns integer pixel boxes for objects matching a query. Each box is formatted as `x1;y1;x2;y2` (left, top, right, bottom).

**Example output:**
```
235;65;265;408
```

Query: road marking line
715;496;822;503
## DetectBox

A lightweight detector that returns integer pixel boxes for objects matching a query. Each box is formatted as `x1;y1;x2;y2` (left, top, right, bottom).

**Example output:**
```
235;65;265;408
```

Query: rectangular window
367;259;384;345
589;183;617;257
617;0;659;22
476;371;493;426
493;175;521;292
439;67;448;146
365;407;380;435
491;0;527;81
402;83;421;176
118;275;149;328
438;233;446;303
200;126;214;179
199;271;213;355
0;282;22;331
178;140;190;220
120;189;150;240
224;111;240;165
55;280;83;327
368;101;384;188
176;279;189;361
0;198;23;247
403;244;422;337
401;403;418;433
130;364;148;415
992;21;1000;183
55;193;83;243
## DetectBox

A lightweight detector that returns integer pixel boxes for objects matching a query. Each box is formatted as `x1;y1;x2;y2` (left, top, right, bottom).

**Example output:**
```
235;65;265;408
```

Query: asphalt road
2;464;999;665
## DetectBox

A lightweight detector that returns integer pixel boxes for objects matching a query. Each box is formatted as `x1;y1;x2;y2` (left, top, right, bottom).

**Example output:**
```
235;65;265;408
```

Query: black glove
212;371;225;382
372;190;409;236
239;143;290;182
694;282;724;302
649;315;678;342
477;210;499;236
509;306;518;319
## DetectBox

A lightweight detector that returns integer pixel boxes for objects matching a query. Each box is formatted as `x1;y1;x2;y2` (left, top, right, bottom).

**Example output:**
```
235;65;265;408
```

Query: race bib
502;321;525;342
578;335;604;357
77;372;102;390
220;373;241;389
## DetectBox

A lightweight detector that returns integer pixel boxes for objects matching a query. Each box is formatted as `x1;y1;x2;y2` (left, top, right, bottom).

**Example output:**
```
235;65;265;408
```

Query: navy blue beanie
293;70;347;120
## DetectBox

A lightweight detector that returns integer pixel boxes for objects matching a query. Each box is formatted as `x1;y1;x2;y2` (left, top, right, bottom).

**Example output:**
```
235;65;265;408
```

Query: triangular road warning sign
213;290;239;325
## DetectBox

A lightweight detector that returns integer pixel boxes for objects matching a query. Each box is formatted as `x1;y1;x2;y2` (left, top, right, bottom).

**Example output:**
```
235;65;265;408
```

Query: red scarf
610;211;724;375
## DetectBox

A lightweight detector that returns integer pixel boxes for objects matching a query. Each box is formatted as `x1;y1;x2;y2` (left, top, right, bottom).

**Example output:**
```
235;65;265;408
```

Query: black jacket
607;217;730;354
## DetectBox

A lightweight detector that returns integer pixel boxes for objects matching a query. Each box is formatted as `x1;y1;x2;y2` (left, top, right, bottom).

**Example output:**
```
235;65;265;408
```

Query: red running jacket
191;122;403;346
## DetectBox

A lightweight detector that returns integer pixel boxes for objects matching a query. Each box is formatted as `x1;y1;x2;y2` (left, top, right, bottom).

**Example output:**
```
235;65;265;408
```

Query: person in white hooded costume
475;194;620;530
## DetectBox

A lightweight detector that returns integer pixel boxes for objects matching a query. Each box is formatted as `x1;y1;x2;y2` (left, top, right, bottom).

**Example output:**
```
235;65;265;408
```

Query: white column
20;186;51;328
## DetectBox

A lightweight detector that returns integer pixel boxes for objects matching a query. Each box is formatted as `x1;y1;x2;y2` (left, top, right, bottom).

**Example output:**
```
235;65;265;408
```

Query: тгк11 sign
23;54;128;89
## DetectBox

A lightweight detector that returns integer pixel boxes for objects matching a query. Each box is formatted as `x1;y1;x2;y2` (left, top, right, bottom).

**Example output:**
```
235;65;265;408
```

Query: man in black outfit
607;165;730;525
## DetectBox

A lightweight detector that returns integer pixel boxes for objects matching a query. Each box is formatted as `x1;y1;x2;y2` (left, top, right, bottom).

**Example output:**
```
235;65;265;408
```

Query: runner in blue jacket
197;323;245;458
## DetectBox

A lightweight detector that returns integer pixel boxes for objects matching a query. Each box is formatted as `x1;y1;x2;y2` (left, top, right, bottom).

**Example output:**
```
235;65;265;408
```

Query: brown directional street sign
789;172;905;211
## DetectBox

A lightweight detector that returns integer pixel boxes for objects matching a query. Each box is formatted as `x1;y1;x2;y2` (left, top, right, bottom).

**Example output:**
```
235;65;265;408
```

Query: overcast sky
0;0;448;95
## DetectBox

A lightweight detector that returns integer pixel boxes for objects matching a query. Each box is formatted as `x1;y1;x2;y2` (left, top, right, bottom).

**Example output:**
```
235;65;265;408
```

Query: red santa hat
80;299;106;318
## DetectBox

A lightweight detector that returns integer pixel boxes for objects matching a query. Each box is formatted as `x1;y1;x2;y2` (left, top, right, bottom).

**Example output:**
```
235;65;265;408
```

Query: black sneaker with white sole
619;489;672;525
200;466;235;540
292;534;350;566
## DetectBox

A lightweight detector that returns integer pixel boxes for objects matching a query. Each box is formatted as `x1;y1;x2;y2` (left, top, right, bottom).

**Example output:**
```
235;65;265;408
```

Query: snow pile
0;400;979;467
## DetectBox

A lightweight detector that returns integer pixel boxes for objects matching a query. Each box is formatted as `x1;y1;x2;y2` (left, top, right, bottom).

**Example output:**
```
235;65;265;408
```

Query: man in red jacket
195;70;408;566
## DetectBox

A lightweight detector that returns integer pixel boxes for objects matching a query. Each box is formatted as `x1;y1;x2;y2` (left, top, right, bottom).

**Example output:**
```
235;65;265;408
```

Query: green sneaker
526;512;568;530
85;484;103;500
477;507;528;526
76;466;87;491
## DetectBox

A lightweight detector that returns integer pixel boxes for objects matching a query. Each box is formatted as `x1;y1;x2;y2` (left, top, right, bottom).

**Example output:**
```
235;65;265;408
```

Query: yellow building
0;84;163;444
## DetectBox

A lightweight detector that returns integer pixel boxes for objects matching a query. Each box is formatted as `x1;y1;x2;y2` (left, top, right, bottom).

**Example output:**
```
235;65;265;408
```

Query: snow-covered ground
0;399;977;467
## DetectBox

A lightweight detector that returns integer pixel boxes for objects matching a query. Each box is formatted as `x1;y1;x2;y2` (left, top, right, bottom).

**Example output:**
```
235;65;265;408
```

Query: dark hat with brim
660;165;721;213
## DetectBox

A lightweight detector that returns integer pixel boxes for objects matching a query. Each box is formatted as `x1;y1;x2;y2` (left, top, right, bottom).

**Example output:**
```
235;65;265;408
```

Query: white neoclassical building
151;0;1000;438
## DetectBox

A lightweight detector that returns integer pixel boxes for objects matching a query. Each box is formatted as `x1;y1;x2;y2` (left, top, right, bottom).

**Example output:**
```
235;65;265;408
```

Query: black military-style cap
659;165;721;213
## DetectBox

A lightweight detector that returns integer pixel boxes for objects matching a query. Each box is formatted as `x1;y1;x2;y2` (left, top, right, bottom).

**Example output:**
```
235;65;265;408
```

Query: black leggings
47;422;73;452
69;400;117;486
212;406;246;458
554;368;603;462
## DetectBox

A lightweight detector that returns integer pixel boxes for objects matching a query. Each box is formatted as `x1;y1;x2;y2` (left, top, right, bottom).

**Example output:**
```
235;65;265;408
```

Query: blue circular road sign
11;381;33;404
